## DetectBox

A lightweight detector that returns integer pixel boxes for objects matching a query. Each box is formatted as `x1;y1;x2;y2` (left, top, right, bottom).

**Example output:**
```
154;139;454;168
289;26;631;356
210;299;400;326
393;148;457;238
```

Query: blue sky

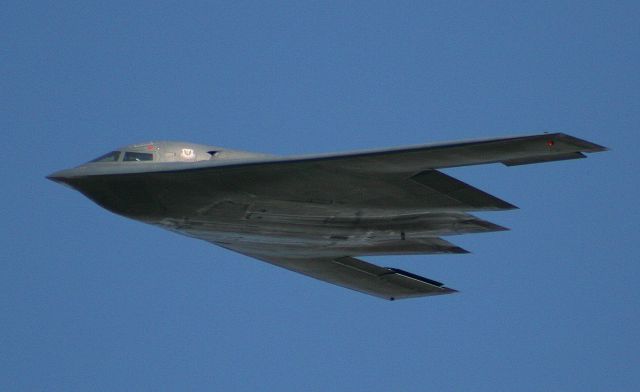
2;1;639;390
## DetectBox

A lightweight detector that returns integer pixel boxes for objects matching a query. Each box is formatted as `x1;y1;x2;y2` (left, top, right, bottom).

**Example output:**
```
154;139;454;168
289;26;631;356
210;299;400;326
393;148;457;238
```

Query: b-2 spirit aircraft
48;133;606;300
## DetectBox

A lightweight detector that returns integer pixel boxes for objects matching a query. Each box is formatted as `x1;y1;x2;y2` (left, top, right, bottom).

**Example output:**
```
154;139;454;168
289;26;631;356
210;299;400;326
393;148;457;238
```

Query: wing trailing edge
222;246;457;300
411;170;517;210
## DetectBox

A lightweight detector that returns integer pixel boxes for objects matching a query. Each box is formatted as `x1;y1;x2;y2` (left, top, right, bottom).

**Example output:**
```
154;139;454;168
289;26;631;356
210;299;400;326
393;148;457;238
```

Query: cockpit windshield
88;150;154;163
123;152;154;162
90;151;121;163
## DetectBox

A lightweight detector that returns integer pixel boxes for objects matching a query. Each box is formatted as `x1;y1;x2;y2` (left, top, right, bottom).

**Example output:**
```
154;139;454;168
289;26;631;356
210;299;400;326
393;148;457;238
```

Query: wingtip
386;286;457;300
494;203;519;211
452;247;471;254
441;287;459;294
555;133;609;153
494;200;519;211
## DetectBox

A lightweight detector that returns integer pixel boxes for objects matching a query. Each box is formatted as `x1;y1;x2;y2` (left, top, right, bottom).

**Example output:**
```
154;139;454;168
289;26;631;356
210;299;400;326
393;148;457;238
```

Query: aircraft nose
47;169;70;183
46;168;83;188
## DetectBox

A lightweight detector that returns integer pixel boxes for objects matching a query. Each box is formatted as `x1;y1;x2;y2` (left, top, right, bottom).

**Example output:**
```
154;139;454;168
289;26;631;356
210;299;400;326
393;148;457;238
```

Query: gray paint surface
48;132;606;300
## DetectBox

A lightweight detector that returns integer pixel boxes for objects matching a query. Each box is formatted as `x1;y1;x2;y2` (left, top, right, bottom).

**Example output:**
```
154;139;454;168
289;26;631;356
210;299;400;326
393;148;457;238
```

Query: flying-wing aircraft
47;133;606;300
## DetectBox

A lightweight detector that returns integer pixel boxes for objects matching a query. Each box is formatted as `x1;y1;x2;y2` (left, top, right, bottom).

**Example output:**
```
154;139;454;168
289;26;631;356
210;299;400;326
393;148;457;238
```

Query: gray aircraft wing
211;235;470;299
146;132;605;212
180;131;604;170
293;131;605;170
220;246;457;300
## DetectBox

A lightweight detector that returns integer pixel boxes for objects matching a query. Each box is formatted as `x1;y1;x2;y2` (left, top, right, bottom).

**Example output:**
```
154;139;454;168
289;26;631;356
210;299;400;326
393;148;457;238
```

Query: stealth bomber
48;133;606;300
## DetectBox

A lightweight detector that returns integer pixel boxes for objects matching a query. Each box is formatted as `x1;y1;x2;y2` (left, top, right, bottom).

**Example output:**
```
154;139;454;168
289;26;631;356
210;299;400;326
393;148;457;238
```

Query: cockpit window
123;152;154;162
90;151;121;163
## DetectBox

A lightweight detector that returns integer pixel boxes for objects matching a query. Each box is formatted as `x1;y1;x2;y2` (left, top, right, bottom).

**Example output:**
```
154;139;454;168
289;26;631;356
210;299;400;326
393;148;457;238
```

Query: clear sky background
2;1;639;391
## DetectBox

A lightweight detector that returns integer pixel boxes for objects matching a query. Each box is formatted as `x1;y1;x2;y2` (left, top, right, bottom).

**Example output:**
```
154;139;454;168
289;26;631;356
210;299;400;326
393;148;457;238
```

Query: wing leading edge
92;132;606;177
